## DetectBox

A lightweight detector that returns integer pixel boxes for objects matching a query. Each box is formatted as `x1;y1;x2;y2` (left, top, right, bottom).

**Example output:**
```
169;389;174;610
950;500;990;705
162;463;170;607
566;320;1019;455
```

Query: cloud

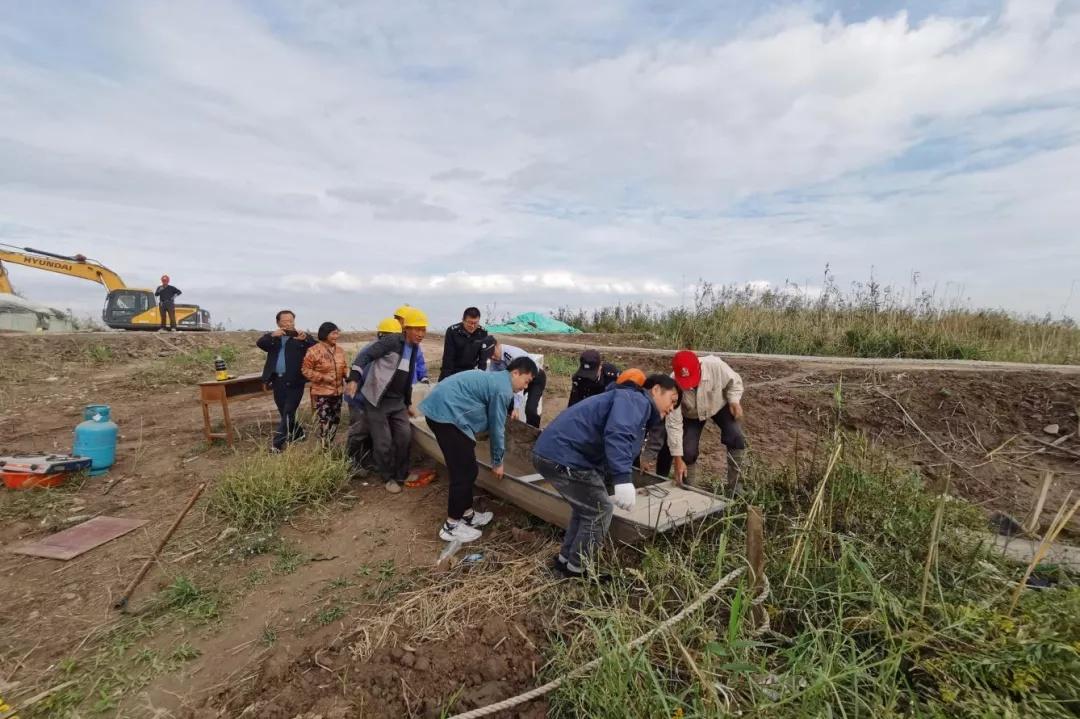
281;270;678;297
0;0;1077;331
327;186;457;221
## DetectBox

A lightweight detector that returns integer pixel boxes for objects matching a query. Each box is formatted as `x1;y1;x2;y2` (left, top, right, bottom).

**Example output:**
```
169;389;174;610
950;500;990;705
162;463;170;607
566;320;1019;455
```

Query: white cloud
0;0;1077;330
282;270;677;297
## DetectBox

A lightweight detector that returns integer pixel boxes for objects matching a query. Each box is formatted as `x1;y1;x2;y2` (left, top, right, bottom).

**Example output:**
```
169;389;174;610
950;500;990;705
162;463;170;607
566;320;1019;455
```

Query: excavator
0;245;212;331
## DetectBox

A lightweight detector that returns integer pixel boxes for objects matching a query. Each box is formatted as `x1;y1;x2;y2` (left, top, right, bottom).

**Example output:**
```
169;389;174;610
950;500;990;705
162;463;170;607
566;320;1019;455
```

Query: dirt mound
211;613;548;719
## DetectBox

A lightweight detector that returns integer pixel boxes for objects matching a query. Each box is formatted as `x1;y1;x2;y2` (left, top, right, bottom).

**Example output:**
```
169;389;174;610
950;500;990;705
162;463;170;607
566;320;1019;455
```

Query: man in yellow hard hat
345;317;402;476
346;308;427;492
394;305;429;383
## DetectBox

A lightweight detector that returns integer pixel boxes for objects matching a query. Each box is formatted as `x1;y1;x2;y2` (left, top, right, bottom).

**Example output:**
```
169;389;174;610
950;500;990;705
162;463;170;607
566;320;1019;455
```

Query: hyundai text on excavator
0;245;212;331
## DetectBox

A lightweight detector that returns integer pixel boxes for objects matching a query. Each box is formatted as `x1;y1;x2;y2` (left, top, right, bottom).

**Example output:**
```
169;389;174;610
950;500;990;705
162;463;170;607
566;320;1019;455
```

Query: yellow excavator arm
0;245;129;293
0;261;12;294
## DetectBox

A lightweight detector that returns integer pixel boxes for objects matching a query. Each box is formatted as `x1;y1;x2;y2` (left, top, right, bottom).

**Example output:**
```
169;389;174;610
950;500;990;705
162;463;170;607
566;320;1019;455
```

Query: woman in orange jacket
302;322;348;444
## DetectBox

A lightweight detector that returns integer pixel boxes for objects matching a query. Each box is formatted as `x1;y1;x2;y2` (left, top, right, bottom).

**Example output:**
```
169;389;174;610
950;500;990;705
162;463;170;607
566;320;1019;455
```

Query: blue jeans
532;453;613;571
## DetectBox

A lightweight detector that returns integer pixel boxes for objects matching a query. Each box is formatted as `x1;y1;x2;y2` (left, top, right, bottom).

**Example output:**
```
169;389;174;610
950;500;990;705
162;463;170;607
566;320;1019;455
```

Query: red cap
672;350;701;390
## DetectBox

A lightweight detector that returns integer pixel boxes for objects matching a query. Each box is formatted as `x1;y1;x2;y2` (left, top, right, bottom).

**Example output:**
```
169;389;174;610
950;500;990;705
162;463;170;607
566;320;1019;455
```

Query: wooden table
198;373;271;446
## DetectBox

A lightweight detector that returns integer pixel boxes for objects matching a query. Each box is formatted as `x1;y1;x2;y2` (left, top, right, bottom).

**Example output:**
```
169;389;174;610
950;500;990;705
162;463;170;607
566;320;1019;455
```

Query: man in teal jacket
420;357;538;543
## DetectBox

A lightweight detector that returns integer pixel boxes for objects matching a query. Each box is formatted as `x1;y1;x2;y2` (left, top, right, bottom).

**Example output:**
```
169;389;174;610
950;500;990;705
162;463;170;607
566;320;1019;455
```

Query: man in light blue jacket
420;357;538;542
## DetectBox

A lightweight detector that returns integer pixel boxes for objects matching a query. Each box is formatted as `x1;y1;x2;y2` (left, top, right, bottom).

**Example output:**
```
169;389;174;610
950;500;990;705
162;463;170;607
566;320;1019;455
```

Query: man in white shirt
487;341;546;427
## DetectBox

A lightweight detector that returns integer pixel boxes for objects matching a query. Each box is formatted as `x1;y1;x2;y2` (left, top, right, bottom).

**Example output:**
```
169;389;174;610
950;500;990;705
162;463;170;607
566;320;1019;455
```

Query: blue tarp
487;312;581;334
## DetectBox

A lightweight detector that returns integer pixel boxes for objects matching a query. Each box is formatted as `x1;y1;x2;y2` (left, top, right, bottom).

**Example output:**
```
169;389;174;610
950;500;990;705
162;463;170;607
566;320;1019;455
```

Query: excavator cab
102;289;212;331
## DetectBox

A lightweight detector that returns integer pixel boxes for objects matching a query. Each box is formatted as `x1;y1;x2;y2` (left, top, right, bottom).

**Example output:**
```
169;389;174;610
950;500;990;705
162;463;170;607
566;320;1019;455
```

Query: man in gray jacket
346;309;427;493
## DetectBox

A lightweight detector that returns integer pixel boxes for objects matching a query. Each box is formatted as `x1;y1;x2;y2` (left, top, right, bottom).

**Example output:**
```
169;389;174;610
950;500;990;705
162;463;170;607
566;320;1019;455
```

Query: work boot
683;462;699;487
726;449;746;496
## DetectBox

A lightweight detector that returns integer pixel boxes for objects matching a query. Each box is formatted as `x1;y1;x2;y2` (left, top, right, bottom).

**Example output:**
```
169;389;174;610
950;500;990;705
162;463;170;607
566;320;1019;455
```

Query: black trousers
523;369;546;428
427;417;478;520
656;405;746;476
159;303;177;329
272;381;306;449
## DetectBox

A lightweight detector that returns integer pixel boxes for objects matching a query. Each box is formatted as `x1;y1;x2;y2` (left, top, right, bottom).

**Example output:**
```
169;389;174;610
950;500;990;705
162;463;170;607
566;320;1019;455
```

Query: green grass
157;575;221;623
131;345;246;388
0;474;86;523
556;273;1080;364
209;445;350;531
545;353;580;376
542;435;1080;718
84;344;113;363
27;577;221;718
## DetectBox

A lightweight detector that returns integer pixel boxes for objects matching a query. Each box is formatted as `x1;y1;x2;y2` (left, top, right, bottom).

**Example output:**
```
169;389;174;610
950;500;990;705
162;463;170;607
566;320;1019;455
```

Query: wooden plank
10;516;148;560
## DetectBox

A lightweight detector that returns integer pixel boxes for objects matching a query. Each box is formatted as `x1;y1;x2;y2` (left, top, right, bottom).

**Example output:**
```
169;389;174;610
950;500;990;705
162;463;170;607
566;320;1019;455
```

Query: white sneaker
462;510;493;528
439;520;481;543
385;480;402;494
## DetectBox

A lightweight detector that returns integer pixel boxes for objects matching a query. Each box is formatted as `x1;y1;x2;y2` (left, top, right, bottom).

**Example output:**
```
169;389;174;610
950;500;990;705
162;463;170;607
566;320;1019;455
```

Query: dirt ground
1;330;1078;718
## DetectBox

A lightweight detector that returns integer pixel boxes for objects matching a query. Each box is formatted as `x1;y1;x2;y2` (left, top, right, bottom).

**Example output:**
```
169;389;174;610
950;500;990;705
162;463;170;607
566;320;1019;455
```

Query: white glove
612;483;636;512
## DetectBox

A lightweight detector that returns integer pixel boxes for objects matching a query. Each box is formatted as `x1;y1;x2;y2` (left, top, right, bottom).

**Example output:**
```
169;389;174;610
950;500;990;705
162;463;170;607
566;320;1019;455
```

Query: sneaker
439;520;482;543
553;560;585;579
385;480;402;494
462;510;493;528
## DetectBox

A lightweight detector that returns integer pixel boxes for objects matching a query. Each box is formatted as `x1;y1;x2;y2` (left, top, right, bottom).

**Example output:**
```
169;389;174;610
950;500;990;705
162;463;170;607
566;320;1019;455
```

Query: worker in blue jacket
532;373;681;578
420;357;538;543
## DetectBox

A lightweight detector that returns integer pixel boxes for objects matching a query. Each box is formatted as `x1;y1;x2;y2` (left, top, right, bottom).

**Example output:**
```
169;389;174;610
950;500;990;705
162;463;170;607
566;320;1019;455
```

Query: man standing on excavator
155;274;182;331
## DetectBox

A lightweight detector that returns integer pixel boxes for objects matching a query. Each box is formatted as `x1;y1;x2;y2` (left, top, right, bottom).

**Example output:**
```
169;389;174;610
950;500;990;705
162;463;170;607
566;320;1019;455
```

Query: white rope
447;566;755;719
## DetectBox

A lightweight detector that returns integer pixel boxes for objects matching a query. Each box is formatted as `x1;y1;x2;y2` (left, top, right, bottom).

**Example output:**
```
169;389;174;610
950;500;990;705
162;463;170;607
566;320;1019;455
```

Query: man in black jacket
568;349;620;407
155;274;182;331
438;307;496;380
257;309;316;451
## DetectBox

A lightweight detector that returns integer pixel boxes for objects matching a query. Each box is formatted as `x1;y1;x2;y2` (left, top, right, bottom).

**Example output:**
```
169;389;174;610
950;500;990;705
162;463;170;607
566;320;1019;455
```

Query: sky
1;0;1078;330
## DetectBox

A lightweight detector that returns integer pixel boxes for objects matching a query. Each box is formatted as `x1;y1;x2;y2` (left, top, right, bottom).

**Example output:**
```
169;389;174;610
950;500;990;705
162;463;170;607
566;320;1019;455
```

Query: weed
378;559;396;580
84;344;113;363
158;575;221;622
260;626;278;647
316;604;346;626
243;568;269;589
272;543;307;575
210;444;350;531
170;642;201;662
326;575;352;590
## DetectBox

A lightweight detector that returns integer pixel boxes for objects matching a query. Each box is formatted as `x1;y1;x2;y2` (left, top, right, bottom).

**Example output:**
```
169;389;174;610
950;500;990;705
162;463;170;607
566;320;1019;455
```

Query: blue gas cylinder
74;404;118;476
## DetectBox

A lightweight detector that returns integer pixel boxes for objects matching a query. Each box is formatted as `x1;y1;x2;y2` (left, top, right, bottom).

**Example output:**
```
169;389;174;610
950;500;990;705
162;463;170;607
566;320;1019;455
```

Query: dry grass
557;273;1080;364
348;552;555;661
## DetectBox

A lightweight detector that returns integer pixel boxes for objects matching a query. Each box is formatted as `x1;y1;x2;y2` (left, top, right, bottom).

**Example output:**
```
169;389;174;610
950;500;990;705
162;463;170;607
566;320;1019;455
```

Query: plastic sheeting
486;312;581;334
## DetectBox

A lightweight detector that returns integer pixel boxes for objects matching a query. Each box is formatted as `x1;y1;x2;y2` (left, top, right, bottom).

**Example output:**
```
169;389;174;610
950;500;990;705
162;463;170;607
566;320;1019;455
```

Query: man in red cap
643;350;747;493
155;274;182;331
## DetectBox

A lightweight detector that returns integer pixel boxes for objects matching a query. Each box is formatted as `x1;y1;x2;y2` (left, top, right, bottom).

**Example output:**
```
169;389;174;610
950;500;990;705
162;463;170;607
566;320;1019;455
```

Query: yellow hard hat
377;317;401;334
400;307;428;328
394;304;411;319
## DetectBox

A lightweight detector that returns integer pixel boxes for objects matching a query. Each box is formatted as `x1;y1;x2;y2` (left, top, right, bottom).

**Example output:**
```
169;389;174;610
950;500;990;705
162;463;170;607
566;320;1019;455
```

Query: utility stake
746;505;767;629
114;482;206;610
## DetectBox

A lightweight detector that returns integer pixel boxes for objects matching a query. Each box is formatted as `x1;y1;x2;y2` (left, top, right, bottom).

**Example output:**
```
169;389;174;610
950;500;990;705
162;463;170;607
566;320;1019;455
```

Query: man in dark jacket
532;374;680;578
155;274;182;331
438;307;495;380
257;309;316;451
568;349;620;407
